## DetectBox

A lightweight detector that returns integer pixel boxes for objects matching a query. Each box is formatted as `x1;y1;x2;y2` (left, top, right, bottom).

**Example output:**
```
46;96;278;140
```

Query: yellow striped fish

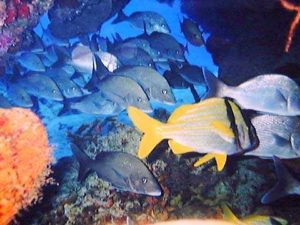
128;98;257;171
222;204;287;225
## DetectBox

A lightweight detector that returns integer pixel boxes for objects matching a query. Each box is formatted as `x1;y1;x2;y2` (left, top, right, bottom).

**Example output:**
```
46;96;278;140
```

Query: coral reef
16;114;298;225
0;0;54;64
0;108;53;225
280;0;300;52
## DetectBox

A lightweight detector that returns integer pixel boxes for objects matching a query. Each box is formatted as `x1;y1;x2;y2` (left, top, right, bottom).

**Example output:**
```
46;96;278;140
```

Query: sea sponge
0;108;53;225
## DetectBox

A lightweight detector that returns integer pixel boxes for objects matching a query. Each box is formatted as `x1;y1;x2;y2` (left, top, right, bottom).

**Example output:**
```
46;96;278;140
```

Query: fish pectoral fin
272;133;290;147
211;120;235;143
168;140;195;155
193;152;227;171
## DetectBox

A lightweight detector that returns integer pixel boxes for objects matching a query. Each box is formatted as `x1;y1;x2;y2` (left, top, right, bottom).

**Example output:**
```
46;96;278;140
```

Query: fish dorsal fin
211;120;235;143
168;140;195;155
167;103;194;123
193;153;227;171
221;204;243;224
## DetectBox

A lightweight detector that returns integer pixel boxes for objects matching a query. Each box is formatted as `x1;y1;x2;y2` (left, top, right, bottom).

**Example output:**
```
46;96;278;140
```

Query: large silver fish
112;10;170;34
17;73;63;101
180;18;204;47
95;76;152;112
17;52;45;72
261;156;300;204
71;143;162;196
246;114;300;159
203;71;300;116
114;66;175;105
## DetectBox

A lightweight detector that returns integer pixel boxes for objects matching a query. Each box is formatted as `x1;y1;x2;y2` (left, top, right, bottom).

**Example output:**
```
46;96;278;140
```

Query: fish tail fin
202;68;227;99
70;143;93;182
112;10;127;24
221;204;242;224
128;106;164;159
261;156;300;204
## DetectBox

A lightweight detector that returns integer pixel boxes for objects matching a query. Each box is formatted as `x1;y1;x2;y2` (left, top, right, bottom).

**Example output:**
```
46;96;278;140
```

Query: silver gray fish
0;94;12;108
95;76;152;112
17;73;63;101
261;156;300;204
169;61;205;86
203;71;300;116
70;45;95;74
71;143;162;196
52;76;83;99
245;114;300;159
163;70;189;89
7;84;33;108
111;45;155;69
94;51;121;72
65;91;123;115
17;52;45;72
114;66;175;104
112;10;170;34
180;18;204;47
145;32;186;62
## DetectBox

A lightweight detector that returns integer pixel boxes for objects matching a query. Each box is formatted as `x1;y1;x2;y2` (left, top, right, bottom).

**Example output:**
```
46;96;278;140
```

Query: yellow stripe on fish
128;97;252;171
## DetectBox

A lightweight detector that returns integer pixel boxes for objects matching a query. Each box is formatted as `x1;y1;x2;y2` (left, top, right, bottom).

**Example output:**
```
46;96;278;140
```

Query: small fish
51;76;83;99
95;76;152;112
71;143;162;196
17;52;45;72
163;70;189;89
61;91;123;115
111;45;155;68
112;10;170;34
70;44;95;74
114;66;175;105
245;114;300;159
128;98;258;171
94;51;121;72
7;84;33;108
169;61;205;86
180;17;204;47
0;94;12;109
17;73;63;101
143;32;186;62
261;156;300;204
222;204;287;225
203;71;300;116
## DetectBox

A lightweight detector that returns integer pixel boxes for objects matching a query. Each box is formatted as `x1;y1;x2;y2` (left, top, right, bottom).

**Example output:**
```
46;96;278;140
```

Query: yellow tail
127;106;164;159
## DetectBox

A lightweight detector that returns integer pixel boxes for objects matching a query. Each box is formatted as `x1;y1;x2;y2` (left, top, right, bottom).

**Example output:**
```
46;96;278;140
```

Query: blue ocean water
32;0;218;160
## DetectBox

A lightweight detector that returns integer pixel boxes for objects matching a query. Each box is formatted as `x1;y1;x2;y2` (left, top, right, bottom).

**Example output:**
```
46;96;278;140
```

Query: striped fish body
128;98;257;171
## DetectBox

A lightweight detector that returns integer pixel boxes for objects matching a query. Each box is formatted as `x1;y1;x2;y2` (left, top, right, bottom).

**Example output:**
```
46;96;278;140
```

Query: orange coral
0;108;53;225
280;0;300;52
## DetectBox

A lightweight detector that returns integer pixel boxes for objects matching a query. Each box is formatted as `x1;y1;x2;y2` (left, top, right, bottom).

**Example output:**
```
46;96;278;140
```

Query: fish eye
72;87;76;91
148;63;152;67
161;24;165;28
176;50;180;54
52;89;56;94
162;89;168;95
142;177;148;184
137;97;142;102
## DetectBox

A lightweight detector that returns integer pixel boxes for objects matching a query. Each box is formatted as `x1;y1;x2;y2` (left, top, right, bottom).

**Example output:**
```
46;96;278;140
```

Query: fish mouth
146;190;162;197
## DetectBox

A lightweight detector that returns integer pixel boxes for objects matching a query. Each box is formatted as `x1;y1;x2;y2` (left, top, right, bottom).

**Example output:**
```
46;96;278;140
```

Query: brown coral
0;108;53;225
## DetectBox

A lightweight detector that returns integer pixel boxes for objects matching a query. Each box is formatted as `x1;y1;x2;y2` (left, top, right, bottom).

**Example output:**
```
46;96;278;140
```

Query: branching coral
280;0;300;52
0;108;53;225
